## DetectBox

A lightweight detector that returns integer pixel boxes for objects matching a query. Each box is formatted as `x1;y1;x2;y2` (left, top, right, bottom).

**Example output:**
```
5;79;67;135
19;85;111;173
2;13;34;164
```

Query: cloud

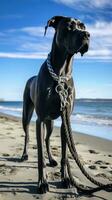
0;20;112;60
8;26;54;38
85;21;112;59
0;26;53;54
0;52;47;59
87;21;112;36
21;26;54;38
19;42;51;52
87;49;111;57
89;0;110;8
53;0;111;9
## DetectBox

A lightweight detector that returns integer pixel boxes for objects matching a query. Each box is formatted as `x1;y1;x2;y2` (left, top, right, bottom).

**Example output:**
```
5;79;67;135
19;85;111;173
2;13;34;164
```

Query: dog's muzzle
77;31;90;56
68;30;90;56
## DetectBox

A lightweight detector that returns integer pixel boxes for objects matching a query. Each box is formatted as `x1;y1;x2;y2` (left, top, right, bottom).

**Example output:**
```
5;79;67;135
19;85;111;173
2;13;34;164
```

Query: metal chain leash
47;53;72;111
47;53;112;193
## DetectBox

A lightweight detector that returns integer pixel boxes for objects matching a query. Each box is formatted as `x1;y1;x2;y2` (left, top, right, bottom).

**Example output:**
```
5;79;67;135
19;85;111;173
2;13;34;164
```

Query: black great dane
21;16;90;193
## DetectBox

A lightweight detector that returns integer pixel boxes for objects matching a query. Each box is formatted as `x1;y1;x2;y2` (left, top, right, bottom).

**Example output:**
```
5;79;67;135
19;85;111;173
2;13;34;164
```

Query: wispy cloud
53;0;111;9
86;21;112;58
53;0;112;22
0;20;112;60
87;21;112;36
91;0;110;8
21;26;54;38
19;42;50;52
0;26;53;54
0;52;47;59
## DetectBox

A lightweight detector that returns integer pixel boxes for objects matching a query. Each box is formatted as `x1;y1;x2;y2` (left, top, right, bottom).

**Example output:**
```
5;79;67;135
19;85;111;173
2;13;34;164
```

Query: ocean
0;99;112;141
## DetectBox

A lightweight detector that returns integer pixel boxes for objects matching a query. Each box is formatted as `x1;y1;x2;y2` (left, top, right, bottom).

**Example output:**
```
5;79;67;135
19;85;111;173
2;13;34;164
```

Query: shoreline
0;113;112;200
0;111;112;144
1;100;112;141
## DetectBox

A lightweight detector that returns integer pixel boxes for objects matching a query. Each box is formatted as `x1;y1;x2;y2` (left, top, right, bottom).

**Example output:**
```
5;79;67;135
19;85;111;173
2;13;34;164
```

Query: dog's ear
44;16;64;36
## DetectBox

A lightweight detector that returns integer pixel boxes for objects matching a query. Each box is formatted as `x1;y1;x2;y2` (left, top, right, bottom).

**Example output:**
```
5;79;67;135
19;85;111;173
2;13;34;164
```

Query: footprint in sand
52;150;59;156
10;167;18;175
48;171;60;180
52;146;58;151
93;160;109;170
95;160;110;165
88;149;99;154
95;173;109;179
21;134;24;137
6;132;11;135
100;166;108;169
10;136;15;139
0;164;17;175
88;165;97;170
0;164;6;167
108;154;112;157
2;153;10;157
32;145;37;149
6;127;14;130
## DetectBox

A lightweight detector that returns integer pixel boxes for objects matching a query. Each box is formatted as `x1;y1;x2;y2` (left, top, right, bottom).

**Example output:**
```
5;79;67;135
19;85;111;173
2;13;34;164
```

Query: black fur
21;16;90;193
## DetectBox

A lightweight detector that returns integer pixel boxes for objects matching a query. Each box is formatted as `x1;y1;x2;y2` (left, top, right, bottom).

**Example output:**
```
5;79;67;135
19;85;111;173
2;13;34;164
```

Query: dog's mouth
68;40;89;56
76;41;89;56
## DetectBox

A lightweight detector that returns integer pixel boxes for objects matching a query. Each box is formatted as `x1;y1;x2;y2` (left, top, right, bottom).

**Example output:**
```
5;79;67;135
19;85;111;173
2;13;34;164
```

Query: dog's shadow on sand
0;156;109;200
0;181;108;200
0;156;37;168
0;156;21;162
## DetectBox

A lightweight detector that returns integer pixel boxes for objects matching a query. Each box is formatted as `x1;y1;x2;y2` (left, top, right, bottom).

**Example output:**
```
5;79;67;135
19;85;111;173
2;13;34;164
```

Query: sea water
0;99;112;141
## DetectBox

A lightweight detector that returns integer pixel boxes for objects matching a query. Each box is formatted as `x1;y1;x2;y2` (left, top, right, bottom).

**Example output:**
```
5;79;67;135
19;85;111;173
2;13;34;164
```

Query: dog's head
45;16;90;56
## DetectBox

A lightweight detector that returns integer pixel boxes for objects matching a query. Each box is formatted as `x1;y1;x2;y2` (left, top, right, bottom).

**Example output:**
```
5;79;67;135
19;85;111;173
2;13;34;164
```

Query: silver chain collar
47;53;73;111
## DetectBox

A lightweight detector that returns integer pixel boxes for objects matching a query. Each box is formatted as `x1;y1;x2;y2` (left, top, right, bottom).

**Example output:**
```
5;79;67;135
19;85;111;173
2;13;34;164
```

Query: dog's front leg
60;123;70;188
36;119;49;193
45;120;58;167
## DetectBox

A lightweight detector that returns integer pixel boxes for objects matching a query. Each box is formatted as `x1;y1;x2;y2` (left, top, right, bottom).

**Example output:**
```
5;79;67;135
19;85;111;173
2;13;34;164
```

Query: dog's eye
80;23;86;30
67;22;76;31
77;23;86;30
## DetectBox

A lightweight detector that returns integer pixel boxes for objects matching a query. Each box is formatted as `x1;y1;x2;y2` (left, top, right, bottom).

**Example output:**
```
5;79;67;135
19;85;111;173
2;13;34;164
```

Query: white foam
71;114;112;126
0;106;22;112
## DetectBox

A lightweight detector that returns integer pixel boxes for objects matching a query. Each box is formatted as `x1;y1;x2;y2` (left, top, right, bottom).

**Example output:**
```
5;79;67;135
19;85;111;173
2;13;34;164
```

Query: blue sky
0;0;112;100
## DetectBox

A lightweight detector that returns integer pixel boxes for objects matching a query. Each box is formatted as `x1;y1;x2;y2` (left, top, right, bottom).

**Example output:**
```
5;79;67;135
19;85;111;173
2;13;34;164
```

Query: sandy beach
0;113;112;200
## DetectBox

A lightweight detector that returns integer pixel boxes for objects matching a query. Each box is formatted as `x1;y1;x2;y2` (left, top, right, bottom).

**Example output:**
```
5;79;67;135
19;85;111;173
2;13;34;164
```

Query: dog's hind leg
21;90;34;162
45;120;58;167
36;119;49;193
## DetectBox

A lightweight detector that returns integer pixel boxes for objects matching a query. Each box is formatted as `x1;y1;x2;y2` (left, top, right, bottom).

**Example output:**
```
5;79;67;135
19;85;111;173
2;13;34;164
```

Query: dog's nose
81;31;90;39
86;31;90;38
84;31;90;38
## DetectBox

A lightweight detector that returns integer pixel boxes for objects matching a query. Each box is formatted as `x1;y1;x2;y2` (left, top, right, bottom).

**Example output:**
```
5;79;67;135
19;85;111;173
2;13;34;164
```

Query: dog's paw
49;158;58;167
38;180;49;194
62;177;71;188
20;154;28;162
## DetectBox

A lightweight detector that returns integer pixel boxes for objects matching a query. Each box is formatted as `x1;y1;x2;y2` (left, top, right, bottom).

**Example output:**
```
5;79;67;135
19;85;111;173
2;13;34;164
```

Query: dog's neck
50;34;73;77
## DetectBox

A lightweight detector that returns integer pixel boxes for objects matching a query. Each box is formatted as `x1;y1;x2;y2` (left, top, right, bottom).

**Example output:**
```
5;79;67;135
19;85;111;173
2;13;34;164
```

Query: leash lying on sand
61;107;112;194
48;53;112;194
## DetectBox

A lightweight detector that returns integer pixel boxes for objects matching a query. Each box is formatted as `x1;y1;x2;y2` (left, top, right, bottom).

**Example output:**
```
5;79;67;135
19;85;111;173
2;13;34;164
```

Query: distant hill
76;98;112;102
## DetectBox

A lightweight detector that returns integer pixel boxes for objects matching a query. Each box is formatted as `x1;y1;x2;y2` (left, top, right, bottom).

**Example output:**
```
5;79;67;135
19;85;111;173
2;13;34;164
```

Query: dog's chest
46;86;60;106
44;86;61;119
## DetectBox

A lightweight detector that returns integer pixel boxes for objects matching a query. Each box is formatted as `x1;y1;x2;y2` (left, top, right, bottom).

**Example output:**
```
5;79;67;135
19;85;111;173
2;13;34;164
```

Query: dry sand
0;113;112;200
